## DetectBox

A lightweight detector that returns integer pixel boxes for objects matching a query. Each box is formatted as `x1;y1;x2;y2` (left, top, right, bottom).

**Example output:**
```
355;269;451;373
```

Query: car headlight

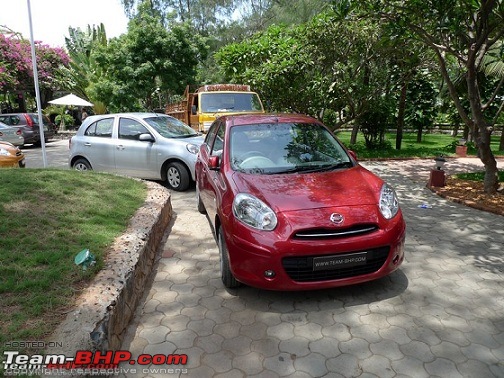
0;148;10;156
233;193;277;230
379;183;399;219
186;143;199;154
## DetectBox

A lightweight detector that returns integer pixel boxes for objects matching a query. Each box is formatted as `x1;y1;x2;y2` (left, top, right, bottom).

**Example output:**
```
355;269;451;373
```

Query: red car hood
231;165;384;212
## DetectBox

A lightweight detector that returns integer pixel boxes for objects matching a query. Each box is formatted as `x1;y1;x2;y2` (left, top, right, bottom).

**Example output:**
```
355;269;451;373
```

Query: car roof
85;112;169;119
221;113;320;127
81;112;172;124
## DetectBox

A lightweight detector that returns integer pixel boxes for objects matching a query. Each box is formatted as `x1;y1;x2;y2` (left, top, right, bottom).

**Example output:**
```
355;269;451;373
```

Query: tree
216;9;399;134
119;0;235;34
0;33;70;107
216;24;316;113
405;74;437;143
340;0;504;193
61;24;110;102
91;3;204;112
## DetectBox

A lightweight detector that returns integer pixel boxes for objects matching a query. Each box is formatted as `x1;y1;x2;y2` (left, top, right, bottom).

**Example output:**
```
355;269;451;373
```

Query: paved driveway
120;159;504;378
22;139;70;169
19;142;503;376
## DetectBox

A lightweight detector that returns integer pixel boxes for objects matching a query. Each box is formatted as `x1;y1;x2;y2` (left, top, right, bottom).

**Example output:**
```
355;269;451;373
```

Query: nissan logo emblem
330;213;344;225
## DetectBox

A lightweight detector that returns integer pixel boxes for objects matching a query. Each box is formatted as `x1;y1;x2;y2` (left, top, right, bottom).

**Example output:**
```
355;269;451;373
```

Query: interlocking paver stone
120;158;504;377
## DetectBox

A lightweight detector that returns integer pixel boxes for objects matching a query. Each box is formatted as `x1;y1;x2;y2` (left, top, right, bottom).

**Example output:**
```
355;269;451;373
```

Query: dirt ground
431;176;504;217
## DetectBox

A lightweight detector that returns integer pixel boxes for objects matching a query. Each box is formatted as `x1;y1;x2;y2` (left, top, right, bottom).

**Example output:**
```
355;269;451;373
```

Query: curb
45;181;172;375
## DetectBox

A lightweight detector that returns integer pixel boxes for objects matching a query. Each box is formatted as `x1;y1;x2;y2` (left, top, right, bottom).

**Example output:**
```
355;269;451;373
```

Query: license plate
313;252;367;271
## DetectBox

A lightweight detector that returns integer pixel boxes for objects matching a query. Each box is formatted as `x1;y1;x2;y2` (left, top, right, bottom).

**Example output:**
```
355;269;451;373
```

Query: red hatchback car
195;113;405;291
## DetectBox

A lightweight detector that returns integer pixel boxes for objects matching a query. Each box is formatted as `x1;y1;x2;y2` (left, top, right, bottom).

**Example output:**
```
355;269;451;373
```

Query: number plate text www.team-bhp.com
312;252;368;271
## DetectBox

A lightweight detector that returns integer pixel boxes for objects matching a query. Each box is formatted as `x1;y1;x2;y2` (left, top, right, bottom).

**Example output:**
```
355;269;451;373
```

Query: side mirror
348;150;358;162
139;133;155;142
191;105;197;115
209;155;220;170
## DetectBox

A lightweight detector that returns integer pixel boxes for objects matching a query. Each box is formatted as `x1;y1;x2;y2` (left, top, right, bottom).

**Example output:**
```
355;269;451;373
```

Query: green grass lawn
454;170;504;181
0;169;146;359
335;131;504;159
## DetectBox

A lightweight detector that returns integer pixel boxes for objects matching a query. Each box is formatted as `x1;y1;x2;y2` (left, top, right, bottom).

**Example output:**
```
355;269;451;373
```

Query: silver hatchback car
69;113;204;191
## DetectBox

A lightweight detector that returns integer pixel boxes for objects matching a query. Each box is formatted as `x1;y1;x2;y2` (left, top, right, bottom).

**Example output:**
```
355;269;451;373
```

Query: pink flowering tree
0;33;70;106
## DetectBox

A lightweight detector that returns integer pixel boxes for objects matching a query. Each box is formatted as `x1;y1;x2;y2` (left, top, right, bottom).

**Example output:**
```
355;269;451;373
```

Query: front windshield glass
230;122;352;174
200;93;263;113
145;116;198;138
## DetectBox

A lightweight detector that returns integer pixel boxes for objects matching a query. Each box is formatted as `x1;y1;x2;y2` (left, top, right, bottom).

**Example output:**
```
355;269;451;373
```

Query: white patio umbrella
49;93;93;107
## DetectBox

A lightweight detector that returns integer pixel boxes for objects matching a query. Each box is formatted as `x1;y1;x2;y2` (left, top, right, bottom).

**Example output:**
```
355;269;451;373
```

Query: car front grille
293;224;378;239
282;246;389;282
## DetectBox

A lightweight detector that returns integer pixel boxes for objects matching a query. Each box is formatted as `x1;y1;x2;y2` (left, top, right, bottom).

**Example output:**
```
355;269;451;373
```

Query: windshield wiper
172;134;199;139
277;162;353;174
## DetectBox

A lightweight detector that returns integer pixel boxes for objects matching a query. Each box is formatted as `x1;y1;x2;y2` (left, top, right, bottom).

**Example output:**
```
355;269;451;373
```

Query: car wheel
166;162;190;191
73;158;92;171
218;227;240;288
196;184;206;214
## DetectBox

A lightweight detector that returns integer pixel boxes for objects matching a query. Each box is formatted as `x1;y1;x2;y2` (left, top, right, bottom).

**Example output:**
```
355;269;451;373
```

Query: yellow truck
165;84;265;132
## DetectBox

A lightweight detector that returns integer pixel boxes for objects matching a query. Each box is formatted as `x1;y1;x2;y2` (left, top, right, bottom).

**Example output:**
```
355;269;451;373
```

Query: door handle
116;145;125;150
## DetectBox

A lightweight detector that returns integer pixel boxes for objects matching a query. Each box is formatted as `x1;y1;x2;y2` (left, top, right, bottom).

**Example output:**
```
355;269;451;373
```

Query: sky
0;0;129;48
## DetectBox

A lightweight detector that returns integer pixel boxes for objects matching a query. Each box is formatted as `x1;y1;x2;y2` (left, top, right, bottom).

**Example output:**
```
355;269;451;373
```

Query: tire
218;228;240;288
196;184;206;214
73;158;92;171
166;162;190;191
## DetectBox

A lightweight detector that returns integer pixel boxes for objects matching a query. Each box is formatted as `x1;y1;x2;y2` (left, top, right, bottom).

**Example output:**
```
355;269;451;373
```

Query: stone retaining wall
45;180;172;376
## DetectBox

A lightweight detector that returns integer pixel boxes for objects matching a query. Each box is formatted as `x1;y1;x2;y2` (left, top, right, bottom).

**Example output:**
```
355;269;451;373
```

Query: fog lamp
264;270;276;278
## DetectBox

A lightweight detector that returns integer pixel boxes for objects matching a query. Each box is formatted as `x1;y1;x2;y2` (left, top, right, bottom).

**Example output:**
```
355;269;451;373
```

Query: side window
2;116;20;125
211;123;225;156
119;118;149;140
84;118;113;137
204;121;219;154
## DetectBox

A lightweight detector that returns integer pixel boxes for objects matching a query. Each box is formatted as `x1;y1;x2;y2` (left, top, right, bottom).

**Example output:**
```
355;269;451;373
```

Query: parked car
0;121;24;146
69;113;204;191
195;113;406;290
0;113;54;145
0;141;25;168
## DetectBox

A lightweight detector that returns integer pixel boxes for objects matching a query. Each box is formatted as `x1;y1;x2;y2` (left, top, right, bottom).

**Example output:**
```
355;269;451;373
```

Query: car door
199;120;225;223
114;117;159;179
81;117;116;172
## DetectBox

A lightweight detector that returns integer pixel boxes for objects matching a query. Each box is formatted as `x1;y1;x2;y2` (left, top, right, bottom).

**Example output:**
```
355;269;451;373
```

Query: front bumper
223;212;406;291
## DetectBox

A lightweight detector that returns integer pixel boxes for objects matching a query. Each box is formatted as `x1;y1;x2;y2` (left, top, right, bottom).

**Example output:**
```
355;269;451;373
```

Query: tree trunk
466;66;499;194
499;126;504;151
350;123;359;145
396;81;407;150
416;125;423;143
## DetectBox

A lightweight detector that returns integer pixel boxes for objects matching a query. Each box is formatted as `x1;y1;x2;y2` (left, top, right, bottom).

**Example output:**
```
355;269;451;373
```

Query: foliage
91;4;205;112
216;10;395;125
405;74;438;141
357;98;395;148
217;24;315;113
60;24;109;103
0;34;70;96
341;0;504;193
54;113;75;127
119;0;235;34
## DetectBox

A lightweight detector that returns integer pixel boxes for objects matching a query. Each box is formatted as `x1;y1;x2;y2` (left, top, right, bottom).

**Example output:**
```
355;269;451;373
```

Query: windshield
230;122;352;174
144;116;198;138
200;93;263;113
